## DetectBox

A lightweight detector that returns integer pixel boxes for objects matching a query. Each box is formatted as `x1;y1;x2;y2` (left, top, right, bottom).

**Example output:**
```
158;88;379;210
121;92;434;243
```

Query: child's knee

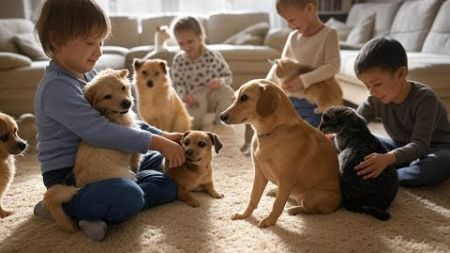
397;166;447;187
106;182;145;223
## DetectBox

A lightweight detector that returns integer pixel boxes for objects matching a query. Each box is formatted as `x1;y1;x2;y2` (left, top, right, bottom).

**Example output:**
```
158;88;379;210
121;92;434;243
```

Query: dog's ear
118;69;129;79
208;132;223;154
256;83;280;117
159;61;168;74
84;85;97;107
133;58;145;71
181;131;190;141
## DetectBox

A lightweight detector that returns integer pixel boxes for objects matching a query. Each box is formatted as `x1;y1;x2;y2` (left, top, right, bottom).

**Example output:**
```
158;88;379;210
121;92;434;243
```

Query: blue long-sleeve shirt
34;61;161;174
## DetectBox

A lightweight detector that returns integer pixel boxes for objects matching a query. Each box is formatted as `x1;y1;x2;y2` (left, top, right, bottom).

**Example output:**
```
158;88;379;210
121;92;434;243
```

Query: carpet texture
1;124;450;253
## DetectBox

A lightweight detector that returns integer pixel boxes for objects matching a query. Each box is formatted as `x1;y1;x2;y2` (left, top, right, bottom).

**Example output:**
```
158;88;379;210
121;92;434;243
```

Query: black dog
319;106;398;221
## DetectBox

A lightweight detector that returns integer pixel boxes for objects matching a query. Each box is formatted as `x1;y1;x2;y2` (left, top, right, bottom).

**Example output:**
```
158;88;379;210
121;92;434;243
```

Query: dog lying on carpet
319;106;398;220
43;68;141;232
220;79;341;228
272;58;343;113
165;130;224;207
133;58;192;132
0;112;27;218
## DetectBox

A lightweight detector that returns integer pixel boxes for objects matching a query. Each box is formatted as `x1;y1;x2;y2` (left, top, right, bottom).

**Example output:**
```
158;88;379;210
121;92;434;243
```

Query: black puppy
319;106;398;221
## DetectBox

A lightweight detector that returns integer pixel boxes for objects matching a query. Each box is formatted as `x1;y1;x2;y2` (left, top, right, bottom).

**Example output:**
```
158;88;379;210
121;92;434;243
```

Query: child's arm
208;51;232;88
149;134;185;168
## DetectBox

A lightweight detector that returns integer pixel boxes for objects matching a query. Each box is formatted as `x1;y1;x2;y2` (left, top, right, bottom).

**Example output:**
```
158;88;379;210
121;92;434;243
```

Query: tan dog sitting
43;68;140;232
220;79;341;228
273;58;343;113
165;130;223;207
0;112;27;218
133;58;192;132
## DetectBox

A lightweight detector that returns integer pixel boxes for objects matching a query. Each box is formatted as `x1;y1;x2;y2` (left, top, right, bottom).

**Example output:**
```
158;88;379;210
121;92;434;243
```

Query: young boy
33;0;185;241
266;0;340;127
354;37;450;187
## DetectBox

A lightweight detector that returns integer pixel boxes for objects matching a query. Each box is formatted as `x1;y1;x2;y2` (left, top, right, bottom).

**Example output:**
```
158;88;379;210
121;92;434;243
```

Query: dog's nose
121;99;132;109
185;149;193;156
17;141;27;151
146;80;154;88
219;113;229;123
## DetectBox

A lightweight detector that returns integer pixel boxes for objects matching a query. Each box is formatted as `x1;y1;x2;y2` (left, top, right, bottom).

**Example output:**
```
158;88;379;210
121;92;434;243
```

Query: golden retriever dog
273;58;343;113
43;68;140;232
165;130;223;207
133;58;192;132
220;79;341;228
0;112;27;218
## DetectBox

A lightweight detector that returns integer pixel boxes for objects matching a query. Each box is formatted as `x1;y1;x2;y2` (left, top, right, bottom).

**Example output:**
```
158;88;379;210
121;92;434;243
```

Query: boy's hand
149;135;185;168
354;152;396;179
161;131;184;144
282;76;304;92
207;78;222;90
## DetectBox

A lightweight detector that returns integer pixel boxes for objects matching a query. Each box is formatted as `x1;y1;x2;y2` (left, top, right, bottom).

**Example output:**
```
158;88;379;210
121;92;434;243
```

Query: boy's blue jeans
289;97;322;127
377;136;450;187
42;151;176;224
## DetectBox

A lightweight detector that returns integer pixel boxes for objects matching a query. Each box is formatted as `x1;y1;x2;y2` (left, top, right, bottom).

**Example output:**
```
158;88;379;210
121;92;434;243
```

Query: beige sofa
332;0;450;111
0;12;289;117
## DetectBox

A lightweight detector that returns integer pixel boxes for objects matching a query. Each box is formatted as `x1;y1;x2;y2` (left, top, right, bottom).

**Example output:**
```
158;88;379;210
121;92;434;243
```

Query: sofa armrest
0;52;32;70
339;41;364;50
101;46;129;56
264;28;291;52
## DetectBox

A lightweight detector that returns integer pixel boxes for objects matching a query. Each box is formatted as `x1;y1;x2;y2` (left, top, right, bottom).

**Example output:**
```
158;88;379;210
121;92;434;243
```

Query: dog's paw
60;220;78;233
212;192;224;199
185;199;200;208
0;209;13;218
231;212;249;220
258;215;277;228
287;206;303;215
266;188;277;197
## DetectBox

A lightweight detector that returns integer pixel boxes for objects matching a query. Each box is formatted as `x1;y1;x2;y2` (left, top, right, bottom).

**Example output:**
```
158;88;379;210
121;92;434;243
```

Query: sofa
328;0;450;112
0;12;290;117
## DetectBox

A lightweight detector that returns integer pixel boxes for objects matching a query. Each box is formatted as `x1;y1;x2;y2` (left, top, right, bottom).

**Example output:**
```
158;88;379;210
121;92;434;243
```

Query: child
266;0;341;127
354;37;450;187
33;0;185;241
170;16;234;130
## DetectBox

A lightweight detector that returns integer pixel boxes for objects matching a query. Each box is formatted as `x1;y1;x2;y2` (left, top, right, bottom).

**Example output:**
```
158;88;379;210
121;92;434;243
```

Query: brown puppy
165;130;223;207
220;79;341;228
134;58;192;132
43;68;140;232
273;58;343;113
0;112;27;218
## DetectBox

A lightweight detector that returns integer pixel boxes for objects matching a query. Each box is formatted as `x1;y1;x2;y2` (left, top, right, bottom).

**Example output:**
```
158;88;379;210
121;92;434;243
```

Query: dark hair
35;0;111;58
276;0;317;13
171;16;205;43
354;37;408;76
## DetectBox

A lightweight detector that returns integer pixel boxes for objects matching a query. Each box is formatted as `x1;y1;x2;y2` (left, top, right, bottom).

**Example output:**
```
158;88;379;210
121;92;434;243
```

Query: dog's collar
257;124;286;138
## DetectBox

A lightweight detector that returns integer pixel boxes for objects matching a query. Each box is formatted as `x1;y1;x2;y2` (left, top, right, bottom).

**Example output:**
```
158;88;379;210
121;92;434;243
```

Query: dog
220;79;341;228
272;58;343;113
154;25;171;52
43;68;141;232
165;130;224;207
318;106;398;220
0;112;27;218
133;58;192;132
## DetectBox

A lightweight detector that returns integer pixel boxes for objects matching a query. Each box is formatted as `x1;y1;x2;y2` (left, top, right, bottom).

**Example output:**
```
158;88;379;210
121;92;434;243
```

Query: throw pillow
346;14;375;45
326;18;353;41
13;33;48;60
0;52;32;70
223;22;270;45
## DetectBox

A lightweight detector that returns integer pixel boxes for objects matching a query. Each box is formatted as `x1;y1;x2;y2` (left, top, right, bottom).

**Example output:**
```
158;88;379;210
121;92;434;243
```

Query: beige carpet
1;124;450;253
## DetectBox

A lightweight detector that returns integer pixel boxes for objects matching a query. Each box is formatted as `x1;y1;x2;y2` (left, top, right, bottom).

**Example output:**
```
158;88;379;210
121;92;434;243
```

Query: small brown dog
165;130;223;207
273;58;343;113
0;112;27;218
220;79;341;228
43;68;140;232
134;58;192;132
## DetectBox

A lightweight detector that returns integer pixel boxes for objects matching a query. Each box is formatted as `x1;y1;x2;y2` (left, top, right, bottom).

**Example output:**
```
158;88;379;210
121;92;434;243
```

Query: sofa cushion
13;33;48;60
389;0;442;52
0;19;34;53
206;12;269;44
0;52;32;70
422;0;450;55
223;22;270;45
105;16;140;48
326;18;353;41
346;14;375;45
264;28;291;52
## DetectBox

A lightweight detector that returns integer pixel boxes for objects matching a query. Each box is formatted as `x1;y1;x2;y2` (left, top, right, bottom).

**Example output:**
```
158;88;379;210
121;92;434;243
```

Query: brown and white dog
272;58;343;113
165;130;223;207
43;68;140;232
0;112;27;218
133;58;192;132
220;79;341;228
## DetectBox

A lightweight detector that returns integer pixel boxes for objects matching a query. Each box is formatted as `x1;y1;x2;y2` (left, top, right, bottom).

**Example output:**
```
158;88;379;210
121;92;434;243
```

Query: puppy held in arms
220;79;341;228
0;112;27;218
319;106;398;221
272;58;343;113
165;130;224;207
43;68;141;232
133;58;192;132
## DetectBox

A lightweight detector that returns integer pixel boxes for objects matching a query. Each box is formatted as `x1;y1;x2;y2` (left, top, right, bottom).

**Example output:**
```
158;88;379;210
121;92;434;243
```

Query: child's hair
171;16;206;43
35;0;111;58
276;0;318;13
354;37;408;76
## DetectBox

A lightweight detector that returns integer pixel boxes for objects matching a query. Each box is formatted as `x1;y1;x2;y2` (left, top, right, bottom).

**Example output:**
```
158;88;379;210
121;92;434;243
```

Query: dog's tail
346;205;390;221
43;184;79;232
